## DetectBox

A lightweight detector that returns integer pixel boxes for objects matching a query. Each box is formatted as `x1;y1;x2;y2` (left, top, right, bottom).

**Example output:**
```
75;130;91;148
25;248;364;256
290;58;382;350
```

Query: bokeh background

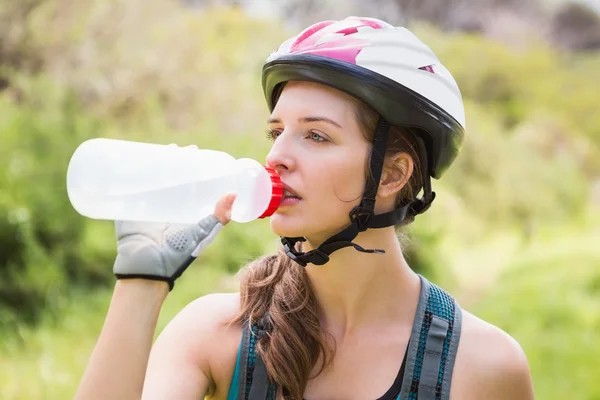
1;0;599;398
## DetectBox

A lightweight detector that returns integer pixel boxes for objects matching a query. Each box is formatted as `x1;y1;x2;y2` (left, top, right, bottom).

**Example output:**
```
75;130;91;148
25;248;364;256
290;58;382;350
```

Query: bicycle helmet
262;17;466;266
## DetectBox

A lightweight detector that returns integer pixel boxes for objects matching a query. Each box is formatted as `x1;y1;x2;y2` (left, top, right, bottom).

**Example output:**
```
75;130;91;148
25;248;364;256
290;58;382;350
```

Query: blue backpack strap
399;275;462;400
236;321;251;399
236;321;278;400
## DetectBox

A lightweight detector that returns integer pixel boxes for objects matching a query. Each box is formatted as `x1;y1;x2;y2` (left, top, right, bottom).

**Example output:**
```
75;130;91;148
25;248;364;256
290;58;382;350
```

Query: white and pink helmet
262;17;467;266
262;16;465;180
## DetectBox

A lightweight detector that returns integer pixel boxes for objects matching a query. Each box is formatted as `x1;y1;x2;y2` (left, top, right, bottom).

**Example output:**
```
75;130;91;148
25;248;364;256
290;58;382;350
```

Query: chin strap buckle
350;198;376;231
409;191;436;217
281;236;308;267
282;239;330;267
350;206;372;231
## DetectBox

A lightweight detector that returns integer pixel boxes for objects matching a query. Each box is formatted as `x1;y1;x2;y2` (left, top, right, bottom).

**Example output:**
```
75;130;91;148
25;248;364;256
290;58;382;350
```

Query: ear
377;152;414;200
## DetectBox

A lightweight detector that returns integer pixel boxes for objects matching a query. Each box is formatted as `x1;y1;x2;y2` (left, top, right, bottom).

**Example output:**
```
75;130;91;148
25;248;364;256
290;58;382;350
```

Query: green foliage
442;101;590;233
0;78;115;327
401;206;459;290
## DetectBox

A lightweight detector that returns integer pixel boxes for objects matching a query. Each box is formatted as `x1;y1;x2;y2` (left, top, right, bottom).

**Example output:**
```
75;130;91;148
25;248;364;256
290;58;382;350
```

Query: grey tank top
228;274;463;400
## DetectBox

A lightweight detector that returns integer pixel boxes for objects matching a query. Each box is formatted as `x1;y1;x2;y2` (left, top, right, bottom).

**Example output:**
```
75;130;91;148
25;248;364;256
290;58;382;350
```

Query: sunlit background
1;0;599;398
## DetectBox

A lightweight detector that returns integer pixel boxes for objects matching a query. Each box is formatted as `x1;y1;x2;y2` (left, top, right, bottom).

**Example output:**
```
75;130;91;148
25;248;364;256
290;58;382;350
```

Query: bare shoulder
451;309;535;400
164;291;243;359
174;291;241;328
159;292;242;346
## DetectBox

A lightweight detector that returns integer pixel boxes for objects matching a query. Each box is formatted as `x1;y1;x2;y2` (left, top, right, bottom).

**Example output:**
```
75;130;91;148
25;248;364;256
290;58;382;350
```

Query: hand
113;194;236;290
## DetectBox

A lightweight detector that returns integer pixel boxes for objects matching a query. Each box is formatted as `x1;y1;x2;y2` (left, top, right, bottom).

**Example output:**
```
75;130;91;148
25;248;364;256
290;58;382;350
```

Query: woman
75;17;535;400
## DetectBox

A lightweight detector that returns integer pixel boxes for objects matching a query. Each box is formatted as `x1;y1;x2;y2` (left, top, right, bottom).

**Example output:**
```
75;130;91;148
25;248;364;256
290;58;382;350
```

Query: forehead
271;81;357;120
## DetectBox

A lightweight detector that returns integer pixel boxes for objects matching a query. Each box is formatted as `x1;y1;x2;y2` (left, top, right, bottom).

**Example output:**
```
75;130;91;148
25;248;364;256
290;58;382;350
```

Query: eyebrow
267;116;343;129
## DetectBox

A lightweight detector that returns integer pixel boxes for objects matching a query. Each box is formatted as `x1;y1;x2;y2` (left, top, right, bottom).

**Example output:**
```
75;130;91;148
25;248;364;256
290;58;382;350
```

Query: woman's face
265;81;370;244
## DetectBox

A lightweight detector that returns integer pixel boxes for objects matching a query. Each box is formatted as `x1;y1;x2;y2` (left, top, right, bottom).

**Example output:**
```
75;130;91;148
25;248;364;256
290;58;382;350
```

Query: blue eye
309;131;326;142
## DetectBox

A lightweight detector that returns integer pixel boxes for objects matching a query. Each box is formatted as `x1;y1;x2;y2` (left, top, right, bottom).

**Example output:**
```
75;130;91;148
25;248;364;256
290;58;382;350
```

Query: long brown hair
231;90;423;399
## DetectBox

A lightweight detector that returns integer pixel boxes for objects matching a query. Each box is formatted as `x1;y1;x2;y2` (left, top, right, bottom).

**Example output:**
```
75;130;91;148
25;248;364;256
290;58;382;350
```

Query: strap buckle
350;205;373;231
281;237;308;267
409;191;436;217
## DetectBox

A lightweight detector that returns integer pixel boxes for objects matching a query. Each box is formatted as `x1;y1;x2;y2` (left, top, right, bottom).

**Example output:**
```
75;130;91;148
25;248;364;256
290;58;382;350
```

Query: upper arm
454;312;535;400
142;293;241;400
485;335;535;400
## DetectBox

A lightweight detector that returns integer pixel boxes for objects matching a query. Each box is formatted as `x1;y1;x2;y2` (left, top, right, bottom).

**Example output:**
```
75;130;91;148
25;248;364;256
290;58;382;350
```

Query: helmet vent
418;65;436;74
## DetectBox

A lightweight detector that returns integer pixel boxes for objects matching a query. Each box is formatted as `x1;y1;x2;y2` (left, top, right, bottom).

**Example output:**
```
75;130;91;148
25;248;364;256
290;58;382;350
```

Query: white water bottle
66;138;282;224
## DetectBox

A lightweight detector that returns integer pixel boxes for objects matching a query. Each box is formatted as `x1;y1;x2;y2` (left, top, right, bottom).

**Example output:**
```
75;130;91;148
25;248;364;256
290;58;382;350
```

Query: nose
265;131;296;174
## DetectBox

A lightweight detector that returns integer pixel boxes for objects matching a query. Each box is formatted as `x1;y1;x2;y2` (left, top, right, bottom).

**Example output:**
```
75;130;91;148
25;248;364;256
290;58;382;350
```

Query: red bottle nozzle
258;166;283;219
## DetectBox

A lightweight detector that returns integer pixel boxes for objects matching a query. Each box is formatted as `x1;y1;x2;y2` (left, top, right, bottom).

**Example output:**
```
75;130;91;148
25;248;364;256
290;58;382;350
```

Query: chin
269;213;308;237
269;212;347;243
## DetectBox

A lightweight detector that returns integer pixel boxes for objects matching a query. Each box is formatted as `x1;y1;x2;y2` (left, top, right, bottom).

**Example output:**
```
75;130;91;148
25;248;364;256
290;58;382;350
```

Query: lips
282;184;301;199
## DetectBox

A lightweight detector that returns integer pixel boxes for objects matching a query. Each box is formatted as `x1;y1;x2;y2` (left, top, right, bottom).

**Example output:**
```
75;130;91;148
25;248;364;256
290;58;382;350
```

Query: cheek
313;151;367;212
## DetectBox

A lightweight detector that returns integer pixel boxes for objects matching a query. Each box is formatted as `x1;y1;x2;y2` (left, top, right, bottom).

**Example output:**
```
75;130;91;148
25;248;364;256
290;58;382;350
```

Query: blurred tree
0;0;44;72
392;0;473;29
551;1;600;51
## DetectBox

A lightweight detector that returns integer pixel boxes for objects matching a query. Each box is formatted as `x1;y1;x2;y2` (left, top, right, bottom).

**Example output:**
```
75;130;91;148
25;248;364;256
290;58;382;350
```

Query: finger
213;193;237;225
190;217;224;257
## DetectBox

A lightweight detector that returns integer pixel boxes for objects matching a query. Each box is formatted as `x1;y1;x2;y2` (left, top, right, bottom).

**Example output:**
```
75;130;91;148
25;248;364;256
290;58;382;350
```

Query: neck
302;227;421;339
